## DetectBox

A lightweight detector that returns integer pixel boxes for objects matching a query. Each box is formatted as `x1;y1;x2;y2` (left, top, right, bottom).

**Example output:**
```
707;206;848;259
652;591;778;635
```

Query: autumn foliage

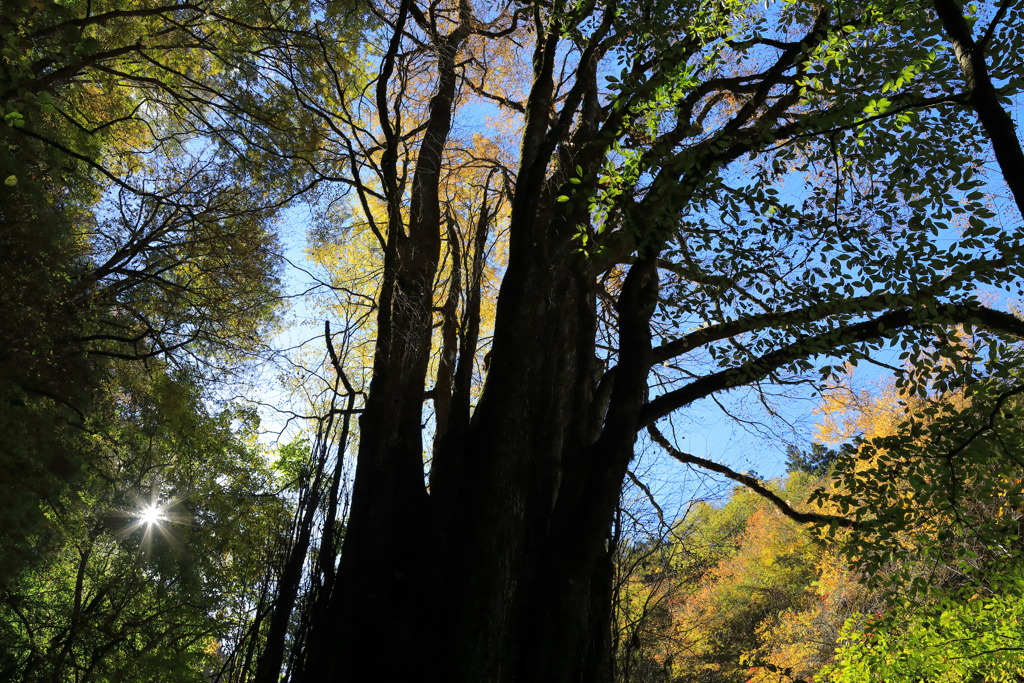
617;373;1024;683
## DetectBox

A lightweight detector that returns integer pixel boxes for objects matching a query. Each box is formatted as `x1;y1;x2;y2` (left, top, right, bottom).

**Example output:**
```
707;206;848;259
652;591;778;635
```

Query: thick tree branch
651;246;1022;366
641;305;1024;427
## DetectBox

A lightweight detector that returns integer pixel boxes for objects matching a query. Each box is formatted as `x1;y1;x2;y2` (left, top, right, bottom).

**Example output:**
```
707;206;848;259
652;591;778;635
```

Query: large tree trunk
433;235;603;681
301;249;647;683
297;160;657;679
292;0;659;675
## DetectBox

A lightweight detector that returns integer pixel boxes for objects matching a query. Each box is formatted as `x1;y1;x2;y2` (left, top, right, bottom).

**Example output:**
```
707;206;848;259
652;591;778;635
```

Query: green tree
0;3;326;678
824;587;1024;683
815;363;1024;682
0;367;291;682
0;0;305;583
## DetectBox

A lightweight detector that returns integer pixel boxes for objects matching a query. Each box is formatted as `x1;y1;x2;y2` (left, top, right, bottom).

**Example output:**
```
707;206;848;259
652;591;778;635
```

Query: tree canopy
3;0;1024;681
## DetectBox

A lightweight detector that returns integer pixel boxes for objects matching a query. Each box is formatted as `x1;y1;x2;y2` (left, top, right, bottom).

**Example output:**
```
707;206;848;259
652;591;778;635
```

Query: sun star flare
138;503;166;527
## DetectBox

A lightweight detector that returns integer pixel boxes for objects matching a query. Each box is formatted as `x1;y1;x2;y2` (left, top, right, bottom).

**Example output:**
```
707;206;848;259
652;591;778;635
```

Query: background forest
2;0;1024;681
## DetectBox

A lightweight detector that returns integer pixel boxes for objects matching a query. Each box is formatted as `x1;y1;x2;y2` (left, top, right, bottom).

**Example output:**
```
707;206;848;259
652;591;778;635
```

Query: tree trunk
296;162;657;679
291;0;660;675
